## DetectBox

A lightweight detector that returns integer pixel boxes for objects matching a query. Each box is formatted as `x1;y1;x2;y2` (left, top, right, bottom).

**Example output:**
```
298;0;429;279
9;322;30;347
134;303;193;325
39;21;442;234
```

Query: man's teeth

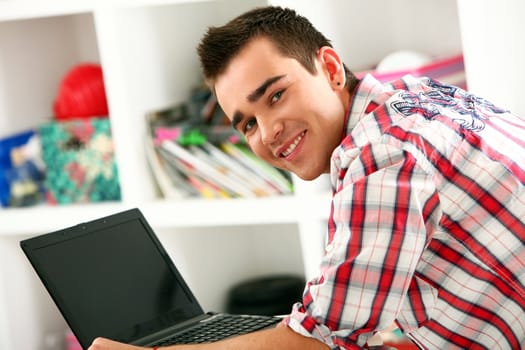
281;131;305;157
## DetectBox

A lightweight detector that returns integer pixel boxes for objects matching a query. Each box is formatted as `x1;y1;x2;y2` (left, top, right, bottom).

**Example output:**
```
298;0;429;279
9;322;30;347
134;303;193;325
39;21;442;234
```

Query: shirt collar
343;74;389;139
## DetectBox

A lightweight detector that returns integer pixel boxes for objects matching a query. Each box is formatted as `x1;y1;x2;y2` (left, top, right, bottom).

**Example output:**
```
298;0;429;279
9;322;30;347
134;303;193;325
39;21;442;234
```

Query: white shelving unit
0;1;471;349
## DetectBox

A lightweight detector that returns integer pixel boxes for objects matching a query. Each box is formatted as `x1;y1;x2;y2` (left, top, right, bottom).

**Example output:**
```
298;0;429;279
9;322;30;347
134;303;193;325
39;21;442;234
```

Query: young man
89;6;525;350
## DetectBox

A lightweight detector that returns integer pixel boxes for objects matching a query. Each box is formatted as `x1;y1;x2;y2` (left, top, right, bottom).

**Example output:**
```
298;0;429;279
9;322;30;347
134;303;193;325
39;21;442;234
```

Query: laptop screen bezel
20;208;205;349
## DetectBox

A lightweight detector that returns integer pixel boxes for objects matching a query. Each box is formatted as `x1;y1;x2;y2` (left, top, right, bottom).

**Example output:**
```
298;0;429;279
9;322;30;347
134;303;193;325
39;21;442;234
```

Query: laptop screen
21;209;204;349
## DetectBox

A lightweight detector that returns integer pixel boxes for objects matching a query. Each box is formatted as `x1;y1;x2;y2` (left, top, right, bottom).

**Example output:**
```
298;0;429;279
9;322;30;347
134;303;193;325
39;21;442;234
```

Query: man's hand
89;337;195;350
88;338;150;350
87;326;330;350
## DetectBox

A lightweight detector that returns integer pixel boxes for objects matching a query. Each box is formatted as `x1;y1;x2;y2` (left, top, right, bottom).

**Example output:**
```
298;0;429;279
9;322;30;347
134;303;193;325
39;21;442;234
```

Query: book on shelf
199;142;281;197
144;101;293;200
158;147;230;199
160;140;256;198
220;143;293;195
144;104;194;199
144;129;188;199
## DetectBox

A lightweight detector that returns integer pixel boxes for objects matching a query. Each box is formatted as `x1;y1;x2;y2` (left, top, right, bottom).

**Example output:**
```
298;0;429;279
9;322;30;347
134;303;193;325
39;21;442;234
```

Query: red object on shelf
53;63;109;121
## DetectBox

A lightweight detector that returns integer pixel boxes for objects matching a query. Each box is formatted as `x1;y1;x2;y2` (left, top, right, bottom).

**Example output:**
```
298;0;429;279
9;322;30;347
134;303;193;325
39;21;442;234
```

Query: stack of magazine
144;104;293;199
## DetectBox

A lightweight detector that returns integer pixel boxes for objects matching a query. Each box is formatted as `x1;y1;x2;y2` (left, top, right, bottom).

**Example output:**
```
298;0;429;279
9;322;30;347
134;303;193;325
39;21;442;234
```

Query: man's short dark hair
197;6;358;91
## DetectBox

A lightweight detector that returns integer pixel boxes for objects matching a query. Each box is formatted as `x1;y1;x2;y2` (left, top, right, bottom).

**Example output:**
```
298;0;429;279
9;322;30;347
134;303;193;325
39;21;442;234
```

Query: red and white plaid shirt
285;74;525;349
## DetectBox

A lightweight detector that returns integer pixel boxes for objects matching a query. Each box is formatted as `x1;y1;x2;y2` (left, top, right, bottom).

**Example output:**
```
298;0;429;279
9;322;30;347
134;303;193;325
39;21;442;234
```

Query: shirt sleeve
284;142;441;349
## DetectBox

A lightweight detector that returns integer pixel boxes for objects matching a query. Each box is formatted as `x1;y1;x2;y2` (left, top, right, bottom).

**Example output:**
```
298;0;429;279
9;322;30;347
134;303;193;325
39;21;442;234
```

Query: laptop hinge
132;313;214;346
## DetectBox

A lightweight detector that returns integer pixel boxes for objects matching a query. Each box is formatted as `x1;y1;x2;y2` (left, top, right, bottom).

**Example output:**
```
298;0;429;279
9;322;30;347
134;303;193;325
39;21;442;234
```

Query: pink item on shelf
356;53;466;89
65;329;83;350
154;127;181;145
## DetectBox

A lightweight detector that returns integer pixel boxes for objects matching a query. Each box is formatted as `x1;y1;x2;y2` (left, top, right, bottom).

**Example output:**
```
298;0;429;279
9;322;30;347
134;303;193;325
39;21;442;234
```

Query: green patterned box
39;118;121;204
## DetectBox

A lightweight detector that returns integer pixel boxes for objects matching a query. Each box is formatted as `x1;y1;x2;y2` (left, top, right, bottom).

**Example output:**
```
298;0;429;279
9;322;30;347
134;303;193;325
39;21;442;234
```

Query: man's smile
278;130;306;158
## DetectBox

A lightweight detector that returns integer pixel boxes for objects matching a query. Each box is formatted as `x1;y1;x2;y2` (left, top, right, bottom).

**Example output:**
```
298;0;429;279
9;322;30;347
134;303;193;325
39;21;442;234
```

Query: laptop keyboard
154;314;281;345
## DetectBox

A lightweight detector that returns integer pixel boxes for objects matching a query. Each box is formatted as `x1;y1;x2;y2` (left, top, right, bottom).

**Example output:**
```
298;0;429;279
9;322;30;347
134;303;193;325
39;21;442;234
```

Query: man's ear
318;46;345;90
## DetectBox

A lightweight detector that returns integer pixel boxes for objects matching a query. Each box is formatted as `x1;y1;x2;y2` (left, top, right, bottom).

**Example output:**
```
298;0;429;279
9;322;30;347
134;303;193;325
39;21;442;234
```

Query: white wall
157;225;305;313
457;0;525;116
271;0;463;71
0;14;97;138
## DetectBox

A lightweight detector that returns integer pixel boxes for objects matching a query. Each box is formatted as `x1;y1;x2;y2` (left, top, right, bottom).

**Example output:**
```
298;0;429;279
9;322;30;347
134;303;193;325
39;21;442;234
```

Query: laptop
20;208;281;349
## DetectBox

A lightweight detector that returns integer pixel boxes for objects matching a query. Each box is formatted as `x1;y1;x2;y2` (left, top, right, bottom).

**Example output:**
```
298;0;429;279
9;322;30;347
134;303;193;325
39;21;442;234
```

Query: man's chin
294;169;325;182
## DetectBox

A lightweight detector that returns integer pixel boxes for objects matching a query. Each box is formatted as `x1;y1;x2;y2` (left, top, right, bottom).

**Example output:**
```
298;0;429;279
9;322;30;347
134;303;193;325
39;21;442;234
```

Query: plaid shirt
285;74;525;349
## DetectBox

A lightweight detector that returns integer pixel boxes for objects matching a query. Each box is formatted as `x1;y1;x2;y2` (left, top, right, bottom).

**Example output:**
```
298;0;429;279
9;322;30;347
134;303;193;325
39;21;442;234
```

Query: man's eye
244;118;257;133
270;90;284;104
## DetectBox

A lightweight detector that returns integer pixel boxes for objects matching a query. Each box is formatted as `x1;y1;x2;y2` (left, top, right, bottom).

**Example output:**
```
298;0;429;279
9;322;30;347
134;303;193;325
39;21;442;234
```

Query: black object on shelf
226;275;306;316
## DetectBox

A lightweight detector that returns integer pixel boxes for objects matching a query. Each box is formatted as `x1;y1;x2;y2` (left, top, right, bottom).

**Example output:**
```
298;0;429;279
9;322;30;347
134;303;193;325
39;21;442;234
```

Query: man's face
215;37;347;180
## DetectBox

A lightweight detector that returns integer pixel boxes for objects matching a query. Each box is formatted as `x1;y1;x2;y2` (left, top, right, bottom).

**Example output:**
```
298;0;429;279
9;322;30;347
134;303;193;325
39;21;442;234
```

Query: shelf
142;195;302;228
0;202;125;236
0;1;93;22
0;193;332;236
0;0;206;22
0;2;471;349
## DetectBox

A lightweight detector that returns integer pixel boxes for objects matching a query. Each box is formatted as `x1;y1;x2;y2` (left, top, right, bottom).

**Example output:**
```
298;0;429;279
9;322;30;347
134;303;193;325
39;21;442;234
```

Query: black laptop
20;208;281;349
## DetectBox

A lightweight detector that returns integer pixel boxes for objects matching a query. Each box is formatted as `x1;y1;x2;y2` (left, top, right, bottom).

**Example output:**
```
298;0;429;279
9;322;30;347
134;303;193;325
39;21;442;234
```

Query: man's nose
259;117;283;145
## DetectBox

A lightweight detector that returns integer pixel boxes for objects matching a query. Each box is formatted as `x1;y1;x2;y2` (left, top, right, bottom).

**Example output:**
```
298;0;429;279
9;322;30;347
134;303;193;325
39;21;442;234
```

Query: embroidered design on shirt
391;79;507;132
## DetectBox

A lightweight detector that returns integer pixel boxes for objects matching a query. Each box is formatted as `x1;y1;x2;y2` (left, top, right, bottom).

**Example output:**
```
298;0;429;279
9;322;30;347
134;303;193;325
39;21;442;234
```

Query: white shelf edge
0;0;214;22
141;195;300;229
0;1;94;22
106;0;215;10
0;193;332;236
0;202;128;236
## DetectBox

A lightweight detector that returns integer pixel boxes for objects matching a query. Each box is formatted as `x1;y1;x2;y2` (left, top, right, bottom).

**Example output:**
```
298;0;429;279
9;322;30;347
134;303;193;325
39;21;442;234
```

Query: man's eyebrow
247;75;286;103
